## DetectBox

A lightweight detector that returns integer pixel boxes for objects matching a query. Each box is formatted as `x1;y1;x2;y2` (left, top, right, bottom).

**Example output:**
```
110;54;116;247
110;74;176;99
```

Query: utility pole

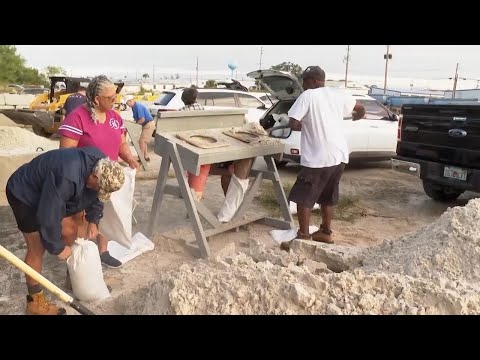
196;57;199;87
344;45;350;87
383;45;392;95
259;45;264;69
152;64;155;89
452;62;459;98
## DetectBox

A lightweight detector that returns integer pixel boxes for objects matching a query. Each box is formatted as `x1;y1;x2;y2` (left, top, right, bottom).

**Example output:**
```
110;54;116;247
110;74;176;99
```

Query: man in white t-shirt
283;66;365;248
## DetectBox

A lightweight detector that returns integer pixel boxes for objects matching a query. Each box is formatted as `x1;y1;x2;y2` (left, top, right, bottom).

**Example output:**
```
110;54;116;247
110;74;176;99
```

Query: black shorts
288;163;345;208
6;188;40;234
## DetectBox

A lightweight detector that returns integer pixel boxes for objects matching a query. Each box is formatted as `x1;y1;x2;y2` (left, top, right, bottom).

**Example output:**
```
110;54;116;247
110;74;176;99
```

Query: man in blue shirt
125;95;155;162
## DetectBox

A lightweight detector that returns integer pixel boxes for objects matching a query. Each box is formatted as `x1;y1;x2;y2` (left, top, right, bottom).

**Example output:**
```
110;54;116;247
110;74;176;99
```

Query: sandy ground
0;138;477;315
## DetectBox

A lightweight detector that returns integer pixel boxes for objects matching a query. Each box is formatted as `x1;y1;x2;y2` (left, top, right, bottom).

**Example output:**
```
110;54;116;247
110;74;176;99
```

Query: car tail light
291;149;300;155
397;114;403;141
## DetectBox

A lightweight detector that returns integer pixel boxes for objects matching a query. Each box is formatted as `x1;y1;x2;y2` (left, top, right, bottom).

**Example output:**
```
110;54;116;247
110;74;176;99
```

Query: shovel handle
0;245;96;315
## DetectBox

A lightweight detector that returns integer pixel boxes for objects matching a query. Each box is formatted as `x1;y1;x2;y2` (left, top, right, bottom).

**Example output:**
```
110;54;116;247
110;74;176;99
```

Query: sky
14;45;480;91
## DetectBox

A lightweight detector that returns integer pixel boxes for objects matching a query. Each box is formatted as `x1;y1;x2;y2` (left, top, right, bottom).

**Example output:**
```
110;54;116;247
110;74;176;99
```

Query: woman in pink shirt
58;75;139;268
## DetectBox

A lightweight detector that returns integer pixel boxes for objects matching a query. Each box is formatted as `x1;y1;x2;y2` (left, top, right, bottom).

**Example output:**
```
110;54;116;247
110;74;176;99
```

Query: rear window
154;92;176;105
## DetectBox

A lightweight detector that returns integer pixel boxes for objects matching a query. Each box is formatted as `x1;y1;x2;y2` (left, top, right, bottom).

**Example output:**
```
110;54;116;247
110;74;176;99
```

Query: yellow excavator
0;76;125;138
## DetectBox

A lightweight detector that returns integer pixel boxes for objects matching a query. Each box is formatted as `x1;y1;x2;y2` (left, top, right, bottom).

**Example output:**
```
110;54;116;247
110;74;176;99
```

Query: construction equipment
0;244;96;315
0;77;125;138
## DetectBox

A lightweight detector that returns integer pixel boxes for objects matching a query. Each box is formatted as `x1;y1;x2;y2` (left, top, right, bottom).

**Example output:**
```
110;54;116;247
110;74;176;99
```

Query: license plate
443;166;467;181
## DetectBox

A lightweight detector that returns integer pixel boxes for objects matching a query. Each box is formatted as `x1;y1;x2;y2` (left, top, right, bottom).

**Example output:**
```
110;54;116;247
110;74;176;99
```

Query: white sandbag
271;113;291;138
217;174;249;223
289;201;320;215
99;167;136;249
66;238;110;302
107;232;155;265
270;226;319;244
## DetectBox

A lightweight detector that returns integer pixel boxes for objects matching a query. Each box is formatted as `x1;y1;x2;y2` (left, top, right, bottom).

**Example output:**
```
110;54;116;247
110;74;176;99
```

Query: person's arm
352;102;366;121
84;197;104;239
136;117;146;126
343;93;366;121
287;92;309;131
115;114;139;169
58;111;83;147
36;172;75;256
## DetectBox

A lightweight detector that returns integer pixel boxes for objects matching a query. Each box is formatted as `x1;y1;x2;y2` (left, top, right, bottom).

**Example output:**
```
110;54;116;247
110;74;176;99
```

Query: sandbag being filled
99;167;136;249
67;238;110;302
217;174;249;223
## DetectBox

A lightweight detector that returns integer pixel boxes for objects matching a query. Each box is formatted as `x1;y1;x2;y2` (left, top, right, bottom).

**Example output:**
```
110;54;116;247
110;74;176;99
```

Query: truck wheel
422;180;463;202
32;125;53;138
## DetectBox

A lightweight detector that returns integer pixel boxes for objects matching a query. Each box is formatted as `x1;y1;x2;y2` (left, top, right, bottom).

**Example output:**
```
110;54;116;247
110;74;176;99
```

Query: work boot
100;251;122;269
26;290;66;315
311;227;334;244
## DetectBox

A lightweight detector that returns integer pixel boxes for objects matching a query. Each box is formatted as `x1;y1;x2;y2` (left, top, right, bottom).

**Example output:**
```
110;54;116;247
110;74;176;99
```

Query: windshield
357;99;391;120
154;92;176;105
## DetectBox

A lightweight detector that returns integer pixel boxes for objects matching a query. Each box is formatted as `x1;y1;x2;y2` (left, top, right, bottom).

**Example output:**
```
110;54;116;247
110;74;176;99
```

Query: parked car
147;88;271;123
247;69;400;167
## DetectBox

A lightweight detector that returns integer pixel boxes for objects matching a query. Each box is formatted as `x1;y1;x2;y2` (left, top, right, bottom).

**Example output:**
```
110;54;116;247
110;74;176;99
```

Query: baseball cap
300;66;326;80
124;95;135;102
96;160;126;201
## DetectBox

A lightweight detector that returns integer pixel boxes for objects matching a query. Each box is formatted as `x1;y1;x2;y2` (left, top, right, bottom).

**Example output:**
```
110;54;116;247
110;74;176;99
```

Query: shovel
0;244;96;315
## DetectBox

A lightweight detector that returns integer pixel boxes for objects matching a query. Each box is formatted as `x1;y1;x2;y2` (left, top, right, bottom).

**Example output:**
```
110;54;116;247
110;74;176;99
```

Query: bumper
392;155;480;192
391;157;421;177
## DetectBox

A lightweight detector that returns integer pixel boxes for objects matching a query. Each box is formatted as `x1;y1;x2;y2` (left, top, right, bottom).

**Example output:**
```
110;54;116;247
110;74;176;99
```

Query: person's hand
127;157;140;170
57;246;72;261
87;223;99;240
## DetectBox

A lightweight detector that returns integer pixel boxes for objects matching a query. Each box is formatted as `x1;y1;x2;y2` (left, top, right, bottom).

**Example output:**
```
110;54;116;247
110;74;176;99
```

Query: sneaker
26;290;66;315
100;251;122;269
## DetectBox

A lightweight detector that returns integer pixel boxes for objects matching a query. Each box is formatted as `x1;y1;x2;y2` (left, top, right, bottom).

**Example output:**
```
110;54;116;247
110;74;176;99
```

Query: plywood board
223;129;263;143
176;131;231;149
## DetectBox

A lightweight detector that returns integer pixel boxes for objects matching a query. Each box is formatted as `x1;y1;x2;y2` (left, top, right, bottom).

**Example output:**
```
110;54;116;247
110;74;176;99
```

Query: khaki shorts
139;121;155;143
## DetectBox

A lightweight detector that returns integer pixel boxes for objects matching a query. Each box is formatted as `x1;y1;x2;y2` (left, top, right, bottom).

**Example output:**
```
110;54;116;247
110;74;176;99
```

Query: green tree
270;62;303;78
0;45;27;83
142;73;149;81
0;45;49;86
205;80;216;88
44;65;67;77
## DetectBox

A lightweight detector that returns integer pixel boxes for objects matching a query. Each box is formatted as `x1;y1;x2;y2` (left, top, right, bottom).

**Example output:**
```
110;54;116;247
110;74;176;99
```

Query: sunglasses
99;94;117;102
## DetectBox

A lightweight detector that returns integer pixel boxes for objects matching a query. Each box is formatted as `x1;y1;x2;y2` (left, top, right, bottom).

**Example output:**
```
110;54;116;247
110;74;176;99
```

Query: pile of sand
0;126;58;155
122;199;480;315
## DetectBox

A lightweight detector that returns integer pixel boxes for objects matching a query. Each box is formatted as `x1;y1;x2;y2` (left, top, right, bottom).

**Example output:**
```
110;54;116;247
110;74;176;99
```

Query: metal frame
147;137;294;258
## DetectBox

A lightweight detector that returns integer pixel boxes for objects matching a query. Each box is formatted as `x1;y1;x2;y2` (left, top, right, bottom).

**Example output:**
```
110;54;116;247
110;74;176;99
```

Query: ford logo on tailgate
448;129;468;138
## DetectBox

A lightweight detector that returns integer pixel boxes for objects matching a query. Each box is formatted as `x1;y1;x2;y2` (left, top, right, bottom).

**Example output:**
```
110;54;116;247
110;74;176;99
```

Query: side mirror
390;113;399;121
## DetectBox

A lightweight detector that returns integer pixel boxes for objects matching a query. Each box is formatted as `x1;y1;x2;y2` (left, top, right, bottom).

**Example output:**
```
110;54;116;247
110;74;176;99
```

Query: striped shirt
58;105;125;161
181;103;205;111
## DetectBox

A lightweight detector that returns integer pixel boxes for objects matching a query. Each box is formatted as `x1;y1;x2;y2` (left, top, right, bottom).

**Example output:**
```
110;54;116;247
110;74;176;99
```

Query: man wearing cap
282;66;366;249
125;95;155;162
5;147;125;315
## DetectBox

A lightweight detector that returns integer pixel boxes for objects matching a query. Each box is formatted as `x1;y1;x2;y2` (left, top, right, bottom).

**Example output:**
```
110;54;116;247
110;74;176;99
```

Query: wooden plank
183;213;266;242
263;217;293;230
156;109;246;132
176;131;231;149
168;142;210;258
265;155;294;224
124;121;148;171
147;155;171;236
231;172;263;222
164;184;223;228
